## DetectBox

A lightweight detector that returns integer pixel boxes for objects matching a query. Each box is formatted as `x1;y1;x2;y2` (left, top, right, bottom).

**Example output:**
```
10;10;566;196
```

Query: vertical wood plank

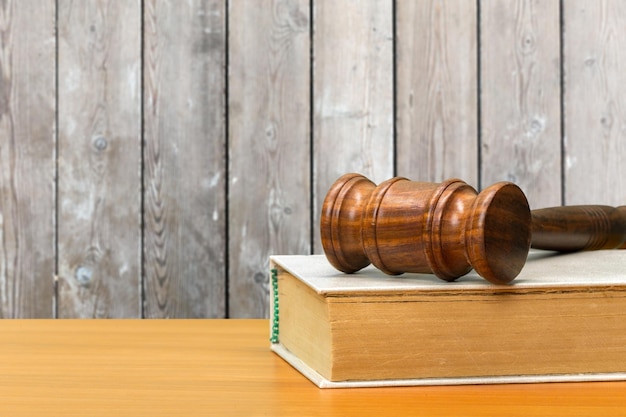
563;0;626;205
312;0;394;252
143;1;226;318
229;0;311;318
57;1;141;317
395;0;478;185
480;0;561;208
0;0;55;317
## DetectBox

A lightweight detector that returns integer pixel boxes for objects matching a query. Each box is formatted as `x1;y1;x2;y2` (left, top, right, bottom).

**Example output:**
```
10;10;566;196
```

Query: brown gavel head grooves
320;173;626;285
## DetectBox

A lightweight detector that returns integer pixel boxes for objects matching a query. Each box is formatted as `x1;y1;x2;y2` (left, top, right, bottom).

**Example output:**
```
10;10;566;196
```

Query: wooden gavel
320;173;626;285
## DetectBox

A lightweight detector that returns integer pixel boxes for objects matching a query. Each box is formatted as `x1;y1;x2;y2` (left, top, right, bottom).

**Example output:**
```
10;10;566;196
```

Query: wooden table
1;320;626;416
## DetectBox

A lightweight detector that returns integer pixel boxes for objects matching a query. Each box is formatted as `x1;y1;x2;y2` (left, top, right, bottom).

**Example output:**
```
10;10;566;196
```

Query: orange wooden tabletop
0;319;625;416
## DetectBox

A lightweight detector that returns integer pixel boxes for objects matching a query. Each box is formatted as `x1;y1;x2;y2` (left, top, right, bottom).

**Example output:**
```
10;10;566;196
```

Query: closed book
269;250;626;388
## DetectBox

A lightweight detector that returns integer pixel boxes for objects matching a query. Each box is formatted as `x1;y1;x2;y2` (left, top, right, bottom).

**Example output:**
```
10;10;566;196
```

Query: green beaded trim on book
270;268;279;343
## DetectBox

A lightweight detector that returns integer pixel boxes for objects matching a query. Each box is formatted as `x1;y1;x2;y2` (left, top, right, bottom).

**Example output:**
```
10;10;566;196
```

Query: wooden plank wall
0;0;624;318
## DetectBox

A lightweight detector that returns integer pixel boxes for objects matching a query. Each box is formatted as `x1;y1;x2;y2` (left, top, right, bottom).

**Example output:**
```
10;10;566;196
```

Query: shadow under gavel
321;173;626;285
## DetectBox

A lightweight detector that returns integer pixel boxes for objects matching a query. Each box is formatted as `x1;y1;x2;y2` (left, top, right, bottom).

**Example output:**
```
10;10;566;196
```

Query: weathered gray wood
228;0;311;318
0;0;55;317
563;0;626;206
312;0;394;253
57;1;141;317
396;0;478;185
143;0;226;318
480;0;561;208
6;0;626;319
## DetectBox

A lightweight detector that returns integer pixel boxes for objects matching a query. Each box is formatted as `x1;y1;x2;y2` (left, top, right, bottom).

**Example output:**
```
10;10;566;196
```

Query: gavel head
320;173;532;284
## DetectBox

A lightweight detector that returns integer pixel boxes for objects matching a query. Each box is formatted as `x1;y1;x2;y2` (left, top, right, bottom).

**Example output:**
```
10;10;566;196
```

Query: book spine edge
269;264;280;344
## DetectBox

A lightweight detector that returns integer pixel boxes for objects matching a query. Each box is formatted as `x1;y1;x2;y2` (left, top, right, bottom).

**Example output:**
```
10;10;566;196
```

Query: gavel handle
531;205;626;251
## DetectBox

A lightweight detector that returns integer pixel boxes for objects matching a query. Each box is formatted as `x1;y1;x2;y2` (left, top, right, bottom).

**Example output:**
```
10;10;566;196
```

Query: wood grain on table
0;320;625;416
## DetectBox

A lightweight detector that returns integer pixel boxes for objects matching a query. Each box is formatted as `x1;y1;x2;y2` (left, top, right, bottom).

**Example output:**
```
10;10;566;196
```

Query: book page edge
270;343;626;389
